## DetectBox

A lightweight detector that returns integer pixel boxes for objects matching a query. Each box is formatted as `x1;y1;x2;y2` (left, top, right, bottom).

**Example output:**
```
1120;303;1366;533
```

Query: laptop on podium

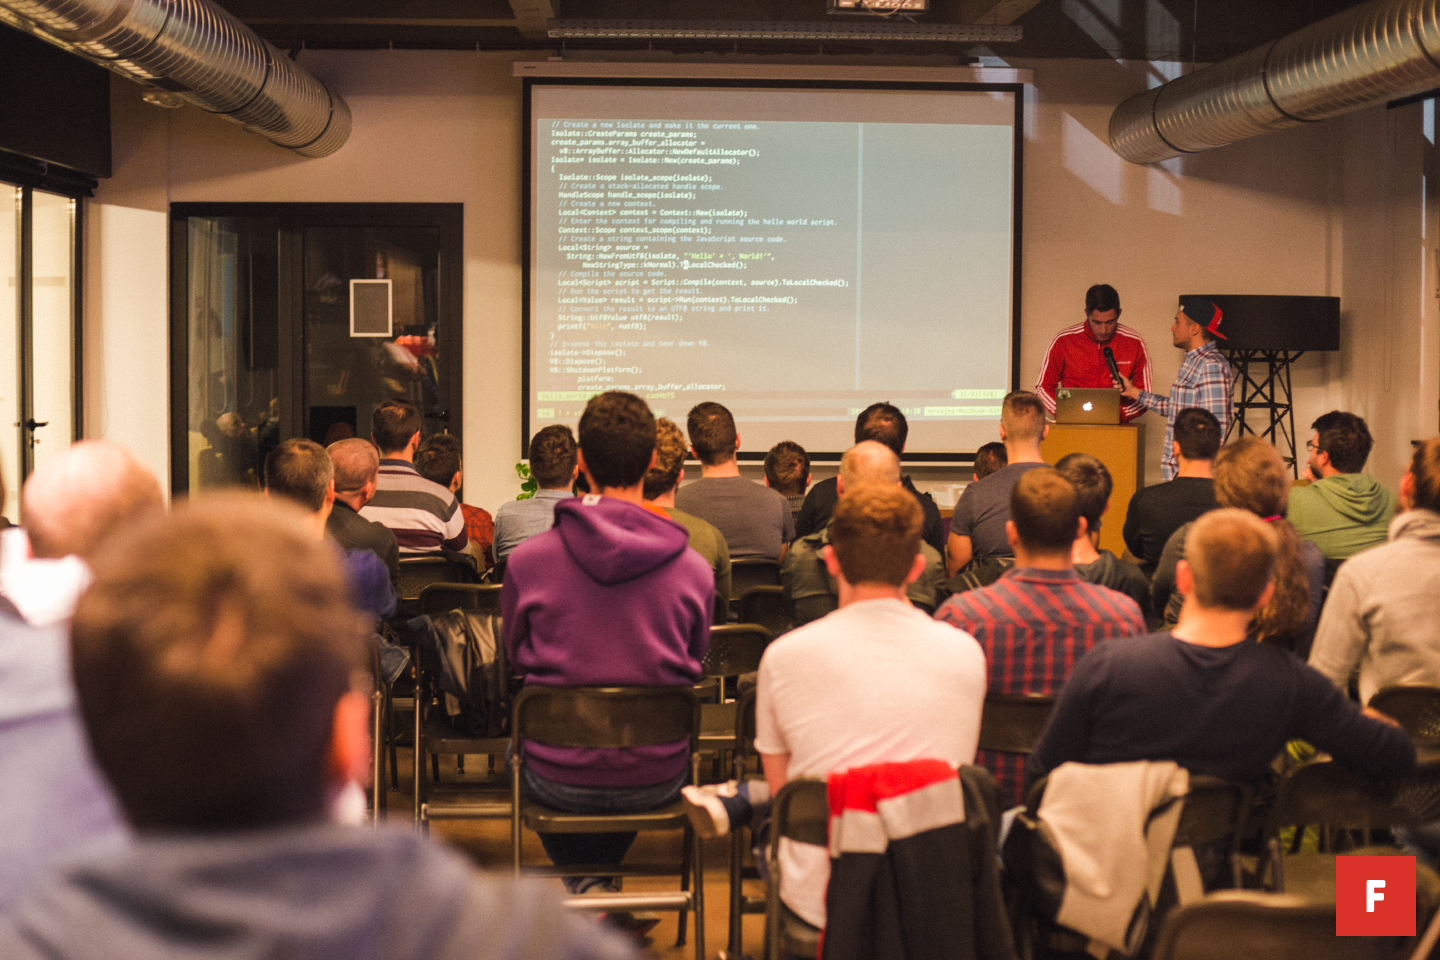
1054;387;1121;425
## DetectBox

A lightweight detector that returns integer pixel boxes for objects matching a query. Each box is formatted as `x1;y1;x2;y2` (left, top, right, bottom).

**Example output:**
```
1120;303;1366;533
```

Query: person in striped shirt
359;399;468;555
1035;284;1152;423
934;468;1145;806
1119;297;1234;481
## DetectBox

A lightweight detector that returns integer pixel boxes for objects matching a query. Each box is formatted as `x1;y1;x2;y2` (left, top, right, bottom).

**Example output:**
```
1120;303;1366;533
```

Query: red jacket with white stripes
1035;323;1152;423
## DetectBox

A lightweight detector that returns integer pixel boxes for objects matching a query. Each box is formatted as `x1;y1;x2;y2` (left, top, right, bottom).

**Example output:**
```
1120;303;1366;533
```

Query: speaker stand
1224;349;1304;477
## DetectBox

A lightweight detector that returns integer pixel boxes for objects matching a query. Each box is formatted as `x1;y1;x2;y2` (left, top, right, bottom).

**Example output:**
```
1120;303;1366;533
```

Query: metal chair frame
510;685;706;959
977;693;1056;755
763;778;827;960
737;585;792;637
1151;890;1394;960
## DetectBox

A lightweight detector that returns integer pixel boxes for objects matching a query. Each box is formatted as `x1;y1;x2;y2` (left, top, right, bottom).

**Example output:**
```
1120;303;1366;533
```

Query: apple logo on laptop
1082;402;1093;412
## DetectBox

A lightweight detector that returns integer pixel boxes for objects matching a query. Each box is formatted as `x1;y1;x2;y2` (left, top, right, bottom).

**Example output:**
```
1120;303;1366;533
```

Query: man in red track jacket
1036;284;1152;423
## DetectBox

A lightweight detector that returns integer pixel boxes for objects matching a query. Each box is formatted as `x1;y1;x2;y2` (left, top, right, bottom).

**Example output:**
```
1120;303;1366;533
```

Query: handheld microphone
1102;346;1123;386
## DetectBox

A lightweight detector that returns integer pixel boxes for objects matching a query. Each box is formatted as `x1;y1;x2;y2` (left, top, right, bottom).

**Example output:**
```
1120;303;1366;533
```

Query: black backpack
418;609;511;737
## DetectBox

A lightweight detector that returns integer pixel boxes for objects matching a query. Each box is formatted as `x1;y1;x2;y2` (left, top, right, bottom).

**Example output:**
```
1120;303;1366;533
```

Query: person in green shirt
1287;411;1396;560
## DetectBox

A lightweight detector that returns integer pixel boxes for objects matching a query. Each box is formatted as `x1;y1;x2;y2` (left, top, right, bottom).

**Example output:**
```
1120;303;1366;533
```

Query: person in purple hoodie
502;391;713;894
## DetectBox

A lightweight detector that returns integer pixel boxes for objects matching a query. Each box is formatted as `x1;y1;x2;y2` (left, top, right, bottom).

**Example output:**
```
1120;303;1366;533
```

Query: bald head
839;441;901;495
23;441;164;560
327;438;380;495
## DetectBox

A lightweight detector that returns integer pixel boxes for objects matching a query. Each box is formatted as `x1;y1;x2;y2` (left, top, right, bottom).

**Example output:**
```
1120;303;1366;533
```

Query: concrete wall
82;52;1438;512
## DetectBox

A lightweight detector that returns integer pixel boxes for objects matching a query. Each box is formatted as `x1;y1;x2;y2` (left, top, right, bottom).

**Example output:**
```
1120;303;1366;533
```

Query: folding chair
1263;760;1440;904
763;779;827;960
725;690;766;960
511;685;706;958
1151;891;1393;960
730;558;782;617
738;585;792;637
977;693;1055;755
396;555;478;618
412;583;509;827
1170;776;1251;892
699;624;771;757
1369;684;1440;750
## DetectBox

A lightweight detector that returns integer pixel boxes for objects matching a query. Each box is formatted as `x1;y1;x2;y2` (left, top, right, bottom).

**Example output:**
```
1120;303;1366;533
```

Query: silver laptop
1055;387;1121;425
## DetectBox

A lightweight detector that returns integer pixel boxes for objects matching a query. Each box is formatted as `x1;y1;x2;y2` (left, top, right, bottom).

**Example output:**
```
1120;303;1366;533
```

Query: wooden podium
1040;424;1144;558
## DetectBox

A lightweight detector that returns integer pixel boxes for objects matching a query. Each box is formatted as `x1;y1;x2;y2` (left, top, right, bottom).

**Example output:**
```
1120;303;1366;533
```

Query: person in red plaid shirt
934;468;1145;806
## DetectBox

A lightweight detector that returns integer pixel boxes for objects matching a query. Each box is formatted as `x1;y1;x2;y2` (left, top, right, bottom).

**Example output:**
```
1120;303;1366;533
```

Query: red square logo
1336;856;1416;936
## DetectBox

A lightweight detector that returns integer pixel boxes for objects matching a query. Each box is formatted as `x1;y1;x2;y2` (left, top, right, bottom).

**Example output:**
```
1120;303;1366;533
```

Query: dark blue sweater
1026;631;1416;789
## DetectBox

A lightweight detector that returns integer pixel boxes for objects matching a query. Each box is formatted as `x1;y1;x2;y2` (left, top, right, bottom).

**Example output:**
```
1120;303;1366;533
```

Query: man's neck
1004;443;1045;465
700;459;742;478
334;493;365;513
1014;545;1072;571
1184;338;1210;354
1171;599;1253;647
1175;458;1213;479
648;488;677;508
1318;464;1344;480
596;483;647;505
538;485;571;495
380;450;412;463
837;581;908;607
1070;536;1101;565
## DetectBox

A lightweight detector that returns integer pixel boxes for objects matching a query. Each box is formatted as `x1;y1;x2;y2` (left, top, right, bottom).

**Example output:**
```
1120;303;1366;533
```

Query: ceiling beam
508;0;555;40
240;17;515;26
959;0;1041;26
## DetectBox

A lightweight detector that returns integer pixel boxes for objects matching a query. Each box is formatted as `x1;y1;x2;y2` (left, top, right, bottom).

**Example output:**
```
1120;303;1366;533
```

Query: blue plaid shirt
1138;341;1233;480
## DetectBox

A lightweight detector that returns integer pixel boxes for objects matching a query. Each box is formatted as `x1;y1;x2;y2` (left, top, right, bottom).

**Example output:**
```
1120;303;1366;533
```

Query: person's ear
1005;519;1019;551
1176;558;1195;598
822;543;843;580
448;471;462;495
835;474;845;498
1041;422;1051;440
734;433;742;452
648;449;658;471
998;424;1008;442
328;688;371;791
1255;579;1276;610
1075;516;1089;541
325;479;337;508
1172;440;1182;461
576;449;599;492
407;431;421;452
1400;469;1416;510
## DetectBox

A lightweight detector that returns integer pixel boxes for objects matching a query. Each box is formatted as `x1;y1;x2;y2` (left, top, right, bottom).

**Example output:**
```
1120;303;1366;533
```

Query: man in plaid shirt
934;468;1145;806
1120;297;1233;480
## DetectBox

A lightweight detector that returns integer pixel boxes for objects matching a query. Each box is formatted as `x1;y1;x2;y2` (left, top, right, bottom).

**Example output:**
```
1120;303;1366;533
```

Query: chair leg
512;759;524;875
677;825;692;947
431;753;440;783
413;679;424;828
692;823;707;960
728;825;745;958
371;687;385;824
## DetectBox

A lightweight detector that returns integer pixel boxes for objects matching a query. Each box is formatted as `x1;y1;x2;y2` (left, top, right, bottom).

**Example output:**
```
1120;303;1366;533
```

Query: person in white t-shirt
682;483;986;931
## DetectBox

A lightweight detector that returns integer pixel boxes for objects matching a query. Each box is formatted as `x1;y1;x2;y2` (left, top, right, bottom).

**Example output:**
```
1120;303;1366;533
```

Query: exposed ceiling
213;0;1368;63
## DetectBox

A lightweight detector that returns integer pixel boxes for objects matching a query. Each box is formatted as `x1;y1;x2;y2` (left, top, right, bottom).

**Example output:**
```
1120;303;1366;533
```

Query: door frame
168;202;464;496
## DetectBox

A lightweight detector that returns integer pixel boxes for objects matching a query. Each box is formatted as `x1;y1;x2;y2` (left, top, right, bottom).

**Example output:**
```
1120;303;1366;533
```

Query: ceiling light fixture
546;19;1021;43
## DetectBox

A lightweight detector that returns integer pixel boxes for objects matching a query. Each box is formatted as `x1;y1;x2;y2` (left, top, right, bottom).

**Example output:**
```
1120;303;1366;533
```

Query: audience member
674;402;795;560
935;468;1144;804
644;417;731;615
1288;410;1396;560
360;399;468;555
0;494;632;959
0;442;161;913
946;391;1049;577
325;438;400;582
763;440;810;524
1027;509;1415;788
1119;297;1234;481
265;438;396;623
1309;438;1440;702
687;484;985;932
1122;407;1221;575
781;441;946;625
494;424;577;564
1152;438;1323;655
415;433;493;569
502;392;712;894
1055;453;1151;618
973;441;1007;482
794;403;946;553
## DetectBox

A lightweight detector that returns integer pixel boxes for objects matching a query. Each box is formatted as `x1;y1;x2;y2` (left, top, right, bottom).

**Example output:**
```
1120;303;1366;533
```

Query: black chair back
1173;776;1250;850
730;558;782;601
1152;891;1388;960
738;585;792;636
978;693;1056;755
419;582;502;617
771;778;828;847
1369;684;1440;746
512;685;700;751
397;556;476;607
703;624;771;680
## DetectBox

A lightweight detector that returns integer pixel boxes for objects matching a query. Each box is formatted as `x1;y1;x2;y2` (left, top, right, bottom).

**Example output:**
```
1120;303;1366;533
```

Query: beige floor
376;747;766;959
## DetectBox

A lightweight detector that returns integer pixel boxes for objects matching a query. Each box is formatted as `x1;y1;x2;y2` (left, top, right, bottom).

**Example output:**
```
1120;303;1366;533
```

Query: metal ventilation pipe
1110;0;1440;164
0;0;350;158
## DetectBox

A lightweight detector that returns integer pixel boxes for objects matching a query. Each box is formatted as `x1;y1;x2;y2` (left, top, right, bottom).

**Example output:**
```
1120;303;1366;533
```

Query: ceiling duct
547;19;1022;43
0;0;351;158
1109;0;1440;164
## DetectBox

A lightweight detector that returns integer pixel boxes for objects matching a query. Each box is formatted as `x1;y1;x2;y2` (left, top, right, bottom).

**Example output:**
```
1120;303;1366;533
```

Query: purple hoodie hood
554;495;689;585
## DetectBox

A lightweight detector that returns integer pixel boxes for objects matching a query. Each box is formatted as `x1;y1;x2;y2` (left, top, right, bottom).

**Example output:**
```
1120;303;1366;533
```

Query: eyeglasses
1305;440;1320;452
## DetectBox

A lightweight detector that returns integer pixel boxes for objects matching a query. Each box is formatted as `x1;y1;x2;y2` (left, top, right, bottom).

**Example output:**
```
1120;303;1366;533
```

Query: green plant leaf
516;461;538;500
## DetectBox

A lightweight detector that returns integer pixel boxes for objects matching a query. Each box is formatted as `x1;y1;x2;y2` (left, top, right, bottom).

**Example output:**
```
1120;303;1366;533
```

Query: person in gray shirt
494;425;577;563
947;391;1050;576
675;402;795;561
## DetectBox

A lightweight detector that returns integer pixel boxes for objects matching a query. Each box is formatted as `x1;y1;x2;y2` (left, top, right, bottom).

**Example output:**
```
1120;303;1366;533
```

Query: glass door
0;182;80;522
